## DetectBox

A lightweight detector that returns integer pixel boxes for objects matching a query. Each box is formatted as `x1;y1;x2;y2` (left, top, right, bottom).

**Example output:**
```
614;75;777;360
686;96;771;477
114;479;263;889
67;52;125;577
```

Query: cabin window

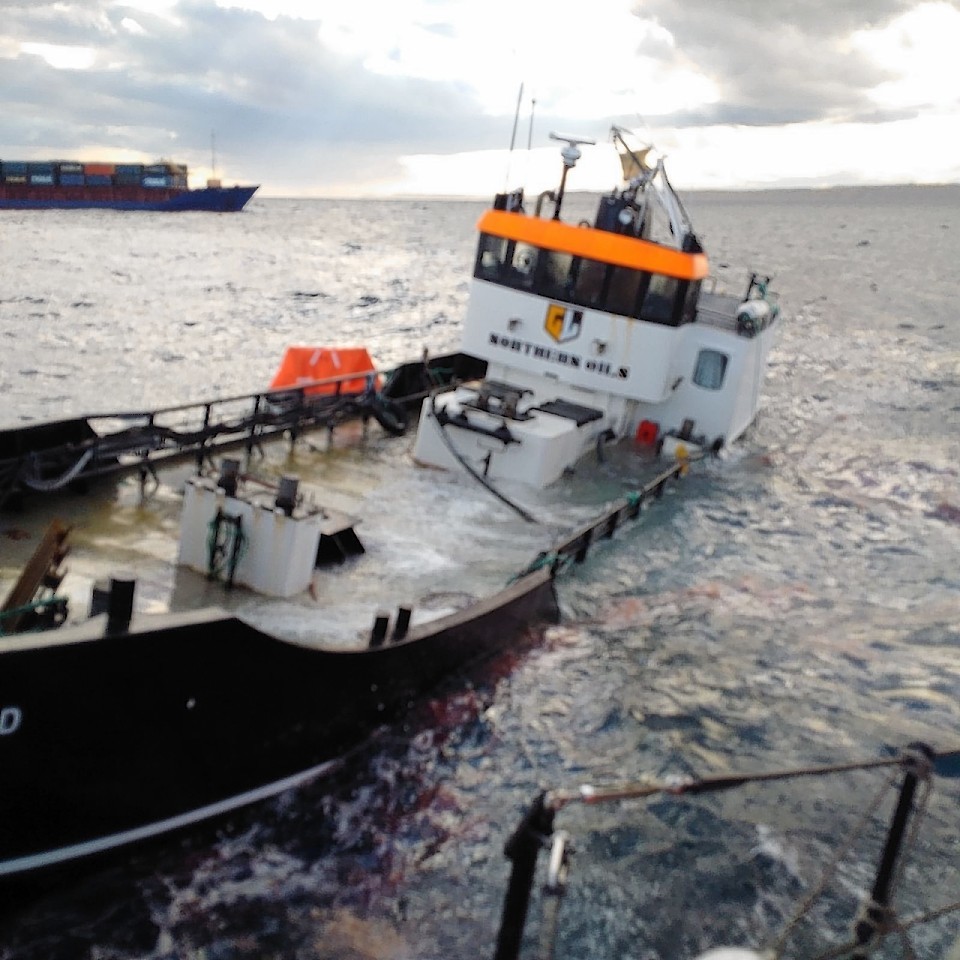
508;242;539;290
679;280;701;325
606;266;645;317
693;349;728;390
476;234;508;280
475;234;539;290
572;258;608;308
640;274;679;325
541;250;575;300
475;232;690;327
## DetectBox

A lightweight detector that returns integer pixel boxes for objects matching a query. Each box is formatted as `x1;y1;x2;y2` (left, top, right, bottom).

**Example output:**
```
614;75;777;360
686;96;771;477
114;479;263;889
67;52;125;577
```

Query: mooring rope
545;753;918;810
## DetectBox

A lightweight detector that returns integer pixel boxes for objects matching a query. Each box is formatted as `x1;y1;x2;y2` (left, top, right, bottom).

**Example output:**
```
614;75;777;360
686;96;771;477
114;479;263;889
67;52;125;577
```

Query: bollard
276;475;299;516
369;612;390;647
106;576;135;634
218;458;240;497
392;607;412;641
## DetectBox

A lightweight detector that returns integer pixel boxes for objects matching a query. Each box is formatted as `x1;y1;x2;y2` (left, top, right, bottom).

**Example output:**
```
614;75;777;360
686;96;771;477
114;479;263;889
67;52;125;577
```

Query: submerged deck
0;353;485;512
1;358;687;650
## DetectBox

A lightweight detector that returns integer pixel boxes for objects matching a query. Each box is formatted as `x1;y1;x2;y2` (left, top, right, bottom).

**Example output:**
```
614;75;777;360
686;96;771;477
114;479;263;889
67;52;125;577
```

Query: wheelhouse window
679;280;701;325
473;231;692;328
606;265;644;317
476;234;508;280
572;258;608;308
693;349;728;390
475;235;539;290
508;242;539;290
640;273;679;325
541;250;574;300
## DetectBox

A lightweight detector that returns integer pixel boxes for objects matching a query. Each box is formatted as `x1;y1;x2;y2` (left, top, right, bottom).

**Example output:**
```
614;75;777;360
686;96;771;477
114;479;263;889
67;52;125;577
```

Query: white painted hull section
178;477;324;597
413;282;779;487
413;391;614;487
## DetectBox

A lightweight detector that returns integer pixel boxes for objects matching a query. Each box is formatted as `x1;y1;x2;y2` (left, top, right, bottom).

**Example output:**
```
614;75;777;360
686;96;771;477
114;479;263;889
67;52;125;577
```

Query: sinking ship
413;127;780;487
0;128;781;881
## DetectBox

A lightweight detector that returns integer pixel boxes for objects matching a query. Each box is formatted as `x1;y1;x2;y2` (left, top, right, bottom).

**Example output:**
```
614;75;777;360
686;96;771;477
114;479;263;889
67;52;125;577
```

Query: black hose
428;391;539;524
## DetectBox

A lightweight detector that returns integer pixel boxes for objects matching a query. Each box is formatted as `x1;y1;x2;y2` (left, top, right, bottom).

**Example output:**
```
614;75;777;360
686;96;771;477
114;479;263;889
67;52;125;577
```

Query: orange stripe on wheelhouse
477;209;709;281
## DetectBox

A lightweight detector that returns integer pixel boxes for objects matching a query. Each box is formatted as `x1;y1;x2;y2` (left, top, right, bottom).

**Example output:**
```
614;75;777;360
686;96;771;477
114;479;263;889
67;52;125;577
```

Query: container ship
0;160;258;212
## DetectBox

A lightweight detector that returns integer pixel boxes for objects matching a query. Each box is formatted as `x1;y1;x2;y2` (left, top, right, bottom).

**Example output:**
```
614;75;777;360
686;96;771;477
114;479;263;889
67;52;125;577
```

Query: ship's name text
488;334;629;379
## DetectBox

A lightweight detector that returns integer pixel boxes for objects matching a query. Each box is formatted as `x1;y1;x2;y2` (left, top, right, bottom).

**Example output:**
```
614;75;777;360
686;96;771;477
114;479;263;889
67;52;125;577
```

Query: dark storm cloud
633;0;922;126
0;0;509;191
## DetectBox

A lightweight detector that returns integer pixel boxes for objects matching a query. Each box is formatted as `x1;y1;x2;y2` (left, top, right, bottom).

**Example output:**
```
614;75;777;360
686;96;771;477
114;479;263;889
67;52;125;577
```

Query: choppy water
1;186;959;959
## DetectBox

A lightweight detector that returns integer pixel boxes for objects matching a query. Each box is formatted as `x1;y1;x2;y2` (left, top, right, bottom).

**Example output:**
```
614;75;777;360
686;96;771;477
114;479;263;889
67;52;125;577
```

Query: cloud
633;0;919;127
0;0;957;194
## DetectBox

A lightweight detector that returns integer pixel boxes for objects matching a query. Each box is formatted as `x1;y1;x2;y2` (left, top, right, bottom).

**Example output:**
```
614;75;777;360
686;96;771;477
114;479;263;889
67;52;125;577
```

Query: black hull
0;568;557;878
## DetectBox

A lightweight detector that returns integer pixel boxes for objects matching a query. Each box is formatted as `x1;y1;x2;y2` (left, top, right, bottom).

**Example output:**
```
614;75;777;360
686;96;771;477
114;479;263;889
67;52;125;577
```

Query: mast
503;83;524;194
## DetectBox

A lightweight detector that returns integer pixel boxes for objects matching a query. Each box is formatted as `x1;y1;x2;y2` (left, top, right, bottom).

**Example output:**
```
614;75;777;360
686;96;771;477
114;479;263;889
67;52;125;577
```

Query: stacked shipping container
0;160;189;189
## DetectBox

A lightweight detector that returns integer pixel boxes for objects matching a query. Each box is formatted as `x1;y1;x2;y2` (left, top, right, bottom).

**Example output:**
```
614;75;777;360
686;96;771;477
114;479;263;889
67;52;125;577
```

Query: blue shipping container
84;174;113;186
29;174;54;185
142;176;171;188
2;161;28;175
59;174;85;186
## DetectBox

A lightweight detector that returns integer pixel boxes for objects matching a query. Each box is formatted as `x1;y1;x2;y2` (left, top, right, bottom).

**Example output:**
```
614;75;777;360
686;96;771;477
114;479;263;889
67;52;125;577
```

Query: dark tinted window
474;232;685;327
541;250;574;300
476;234;508;280
607;266;645;317
640;274;678;325
572;259;608;308
693;350;728;389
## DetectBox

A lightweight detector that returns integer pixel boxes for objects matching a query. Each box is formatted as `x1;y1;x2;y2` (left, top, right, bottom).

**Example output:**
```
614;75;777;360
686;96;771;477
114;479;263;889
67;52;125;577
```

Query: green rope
509;549;578;584
0;596;68;636
206;511;247;580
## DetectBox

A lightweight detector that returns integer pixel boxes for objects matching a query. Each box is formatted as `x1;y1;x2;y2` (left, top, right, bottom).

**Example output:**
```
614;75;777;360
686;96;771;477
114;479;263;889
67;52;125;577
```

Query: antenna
504;83;524;193
548;132;596;220
509;83;523;154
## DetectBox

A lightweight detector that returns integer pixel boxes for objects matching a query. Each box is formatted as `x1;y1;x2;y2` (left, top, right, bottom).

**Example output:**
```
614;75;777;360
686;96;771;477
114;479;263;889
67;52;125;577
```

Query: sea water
1;187;959;958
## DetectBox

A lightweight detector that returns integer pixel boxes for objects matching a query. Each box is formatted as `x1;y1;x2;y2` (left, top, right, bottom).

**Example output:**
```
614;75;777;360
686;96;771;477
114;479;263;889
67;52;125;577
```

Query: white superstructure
413;128;780;487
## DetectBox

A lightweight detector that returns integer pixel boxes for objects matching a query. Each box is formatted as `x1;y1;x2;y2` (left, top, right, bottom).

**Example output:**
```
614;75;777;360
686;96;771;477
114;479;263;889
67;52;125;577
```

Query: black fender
367;394;409;436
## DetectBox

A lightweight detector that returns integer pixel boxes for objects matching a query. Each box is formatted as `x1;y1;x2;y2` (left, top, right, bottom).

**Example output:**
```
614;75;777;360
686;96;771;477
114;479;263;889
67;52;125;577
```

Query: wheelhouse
473;203;709;328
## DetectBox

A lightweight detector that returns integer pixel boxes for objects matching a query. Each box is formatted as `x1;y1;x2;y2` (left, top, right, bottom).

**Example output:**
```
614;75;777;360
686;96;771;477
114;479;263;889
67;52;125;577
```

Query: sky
1;0;959;197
